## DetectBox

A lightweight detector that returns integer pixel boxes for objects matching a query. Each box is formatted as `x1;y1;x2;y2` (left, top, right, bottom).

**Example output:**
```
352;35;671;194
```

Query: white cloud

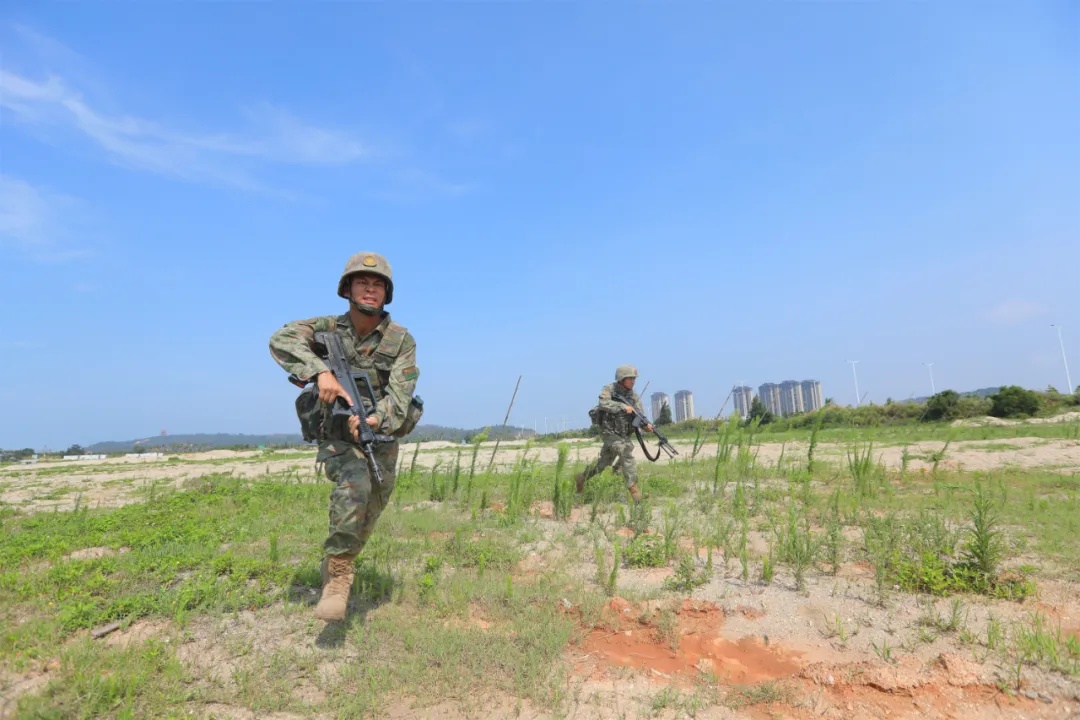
0;176;49;245
0;69;370;191
987;299;1046;326
1;26;471;201
0;175;92;261
243;103;369;165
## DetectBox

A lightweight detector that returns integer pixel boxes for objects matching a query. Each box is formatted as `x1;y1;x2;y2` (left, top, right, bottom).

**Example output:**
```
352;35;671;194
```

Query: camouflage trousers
317;438;399;557
581;430;638;489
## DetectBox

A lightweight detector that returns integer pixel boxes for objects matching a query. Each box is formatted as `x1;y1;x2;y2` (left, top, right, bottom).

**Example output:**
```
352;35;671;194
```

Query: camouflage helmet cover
615;365;638;382
337;252;394;304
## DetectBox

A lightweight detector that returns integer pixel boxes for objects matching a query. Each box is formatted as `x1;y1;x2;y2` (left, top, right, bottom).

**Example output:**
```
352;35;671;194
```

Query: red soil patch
763;654;1065;720
531;501;585;522
576;597;801;687
745;680;1050;720
734;604;765;620
572;600;1068;718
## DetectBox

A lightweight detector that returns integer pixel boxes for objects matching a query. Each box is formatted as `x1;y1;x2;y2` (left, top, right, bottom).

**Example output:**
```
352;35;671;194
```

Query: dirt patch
532;501;586;523
751;680;1063;720
7;430;1080;515
62;546;130;562
575;597;802;688
102;618;170;648
383;697;550;719
763;652;1068;720
0;664;57;720
953;412;1080;428
732;605;766;621
182;703;313;720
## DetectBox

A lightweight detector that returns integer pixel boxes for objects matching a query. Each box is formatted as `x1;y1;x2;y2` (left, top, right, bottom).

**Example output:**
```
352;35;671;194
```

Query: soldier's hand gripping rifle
288;331;394;486
615;394;679;462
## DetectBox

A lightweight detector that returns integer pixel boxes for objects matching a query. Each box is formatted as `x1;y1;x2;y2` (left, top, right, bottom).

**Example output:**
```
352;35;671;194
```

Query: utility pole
847;360;861;407
923;362;936;394
1051;324;1073;393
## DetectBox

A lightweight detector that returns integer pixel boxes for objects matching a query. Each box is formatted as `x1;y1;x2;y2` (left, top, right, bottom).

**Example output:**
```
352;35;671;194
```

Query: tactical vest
295;314;423;443
336;313;408;400
587;385;634;436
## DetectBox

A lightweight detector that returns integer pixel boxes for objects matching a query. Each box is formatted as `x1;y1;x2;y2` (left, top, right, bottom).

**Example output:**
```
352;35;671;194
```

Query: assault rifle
613;393;679;462
288;330;393;486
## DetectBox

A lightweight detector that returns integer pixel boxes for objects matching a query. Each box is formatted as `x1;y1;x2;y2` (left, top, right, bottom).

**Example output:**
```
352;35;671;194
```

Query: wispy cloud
0;176;49;246
987;298;1046;326
2;26;472;200
6;340;42;350
0;69;370;191
0;175;92;262
396;168;473;197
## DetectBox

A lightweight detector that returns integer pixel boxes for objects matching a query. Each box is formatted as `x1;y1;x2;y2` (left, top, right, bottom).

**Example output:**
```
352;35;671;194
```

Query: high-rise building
801;380;823;412
758;383;782;417
650;392;671;420
732;386;755;419
779;380;805;416
674;390;695;423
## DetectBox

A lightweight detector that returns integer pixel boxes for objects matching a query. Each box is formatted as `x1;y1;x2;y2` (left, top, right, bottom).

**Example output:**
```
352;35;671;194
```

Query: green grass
0;469;584;717
655;417;1080;446
3;422;1079;717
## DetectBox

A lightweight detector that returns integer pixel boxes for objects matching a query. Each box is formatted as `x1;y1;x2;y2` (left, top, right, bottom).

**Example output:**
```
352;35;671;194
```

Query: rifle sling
613;391;663;463
634;426;662;462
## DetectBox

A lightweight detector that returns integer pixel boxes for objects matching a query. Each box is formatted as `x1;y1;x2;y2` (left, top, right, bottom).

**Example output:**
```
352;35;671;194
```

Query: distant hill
88;433;305;453
87;424;537;453
910;386;1001;404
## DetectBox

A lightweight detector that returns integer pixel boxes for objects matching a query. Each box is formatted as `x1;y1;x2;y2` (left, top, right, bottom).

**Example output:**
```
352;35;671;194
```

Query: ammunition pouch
295;385;324;443
391;396;425;439
296;385;424;443
589;406;629;435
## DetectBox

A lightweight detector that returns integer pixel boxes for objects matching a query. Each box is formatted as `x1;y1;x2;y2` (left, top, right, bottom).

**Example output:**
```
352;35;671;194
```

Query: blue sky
1;2;1077;450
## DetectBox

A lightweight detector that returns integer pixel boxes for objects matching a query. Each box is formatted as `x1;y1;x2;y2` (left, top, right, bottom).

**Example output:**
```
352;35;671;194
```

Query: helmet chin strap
352;300;380;316
350;290;382;316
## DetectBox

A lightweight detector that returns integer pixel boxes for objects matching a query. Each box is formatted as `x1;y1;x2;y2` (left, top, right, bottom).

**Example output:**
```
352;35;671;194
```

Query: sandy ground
5;509;1077;720
2;425;1080;718
2;433;1078;515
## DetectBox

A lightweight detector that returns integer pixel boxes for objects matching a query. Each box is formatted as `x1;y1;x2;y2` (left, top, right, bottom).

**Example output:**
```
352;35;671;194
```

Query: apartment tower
732;386;755;419
650;392;671;420
800;380;823;412
779;380;806;416
674;390;695;423
757;383;782;417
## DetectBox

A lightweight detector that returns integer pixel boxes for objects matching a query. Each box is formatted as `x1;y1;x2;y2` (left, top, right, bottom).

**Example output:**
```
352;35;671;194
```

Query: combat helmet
337;252;394;304
615;365;638;382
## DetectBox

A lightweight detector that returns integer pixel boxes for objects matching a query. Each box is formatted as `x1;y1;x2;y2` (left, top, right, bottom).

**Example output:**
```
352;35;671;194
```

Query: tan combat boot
314;553;356;622
628;484;643;503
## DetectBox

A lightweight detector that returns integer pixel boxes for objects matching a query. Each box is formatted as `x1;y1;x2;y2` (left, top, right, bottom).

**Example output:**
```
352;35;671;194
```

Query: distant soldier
269;252;422;622
576;365;652;503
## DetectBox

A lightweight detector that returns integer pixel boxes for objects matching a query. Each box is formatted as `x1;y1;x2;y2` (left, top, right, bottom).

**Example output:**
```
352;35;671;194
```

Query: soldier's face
350;274;387;309
620;377;636;390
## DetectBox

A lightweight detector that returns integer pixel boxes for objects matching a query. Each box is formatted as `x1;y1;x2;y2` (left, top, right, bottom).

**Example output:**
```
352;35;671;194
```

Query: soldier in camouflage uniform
575;365;652;503
269;252;420;622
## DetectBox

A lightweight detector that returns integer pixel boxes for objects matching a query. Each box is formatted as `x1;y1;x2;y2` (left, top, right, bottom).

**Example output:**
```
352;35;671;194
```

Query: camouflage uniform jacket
268;312;419;437
593;383;645;437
